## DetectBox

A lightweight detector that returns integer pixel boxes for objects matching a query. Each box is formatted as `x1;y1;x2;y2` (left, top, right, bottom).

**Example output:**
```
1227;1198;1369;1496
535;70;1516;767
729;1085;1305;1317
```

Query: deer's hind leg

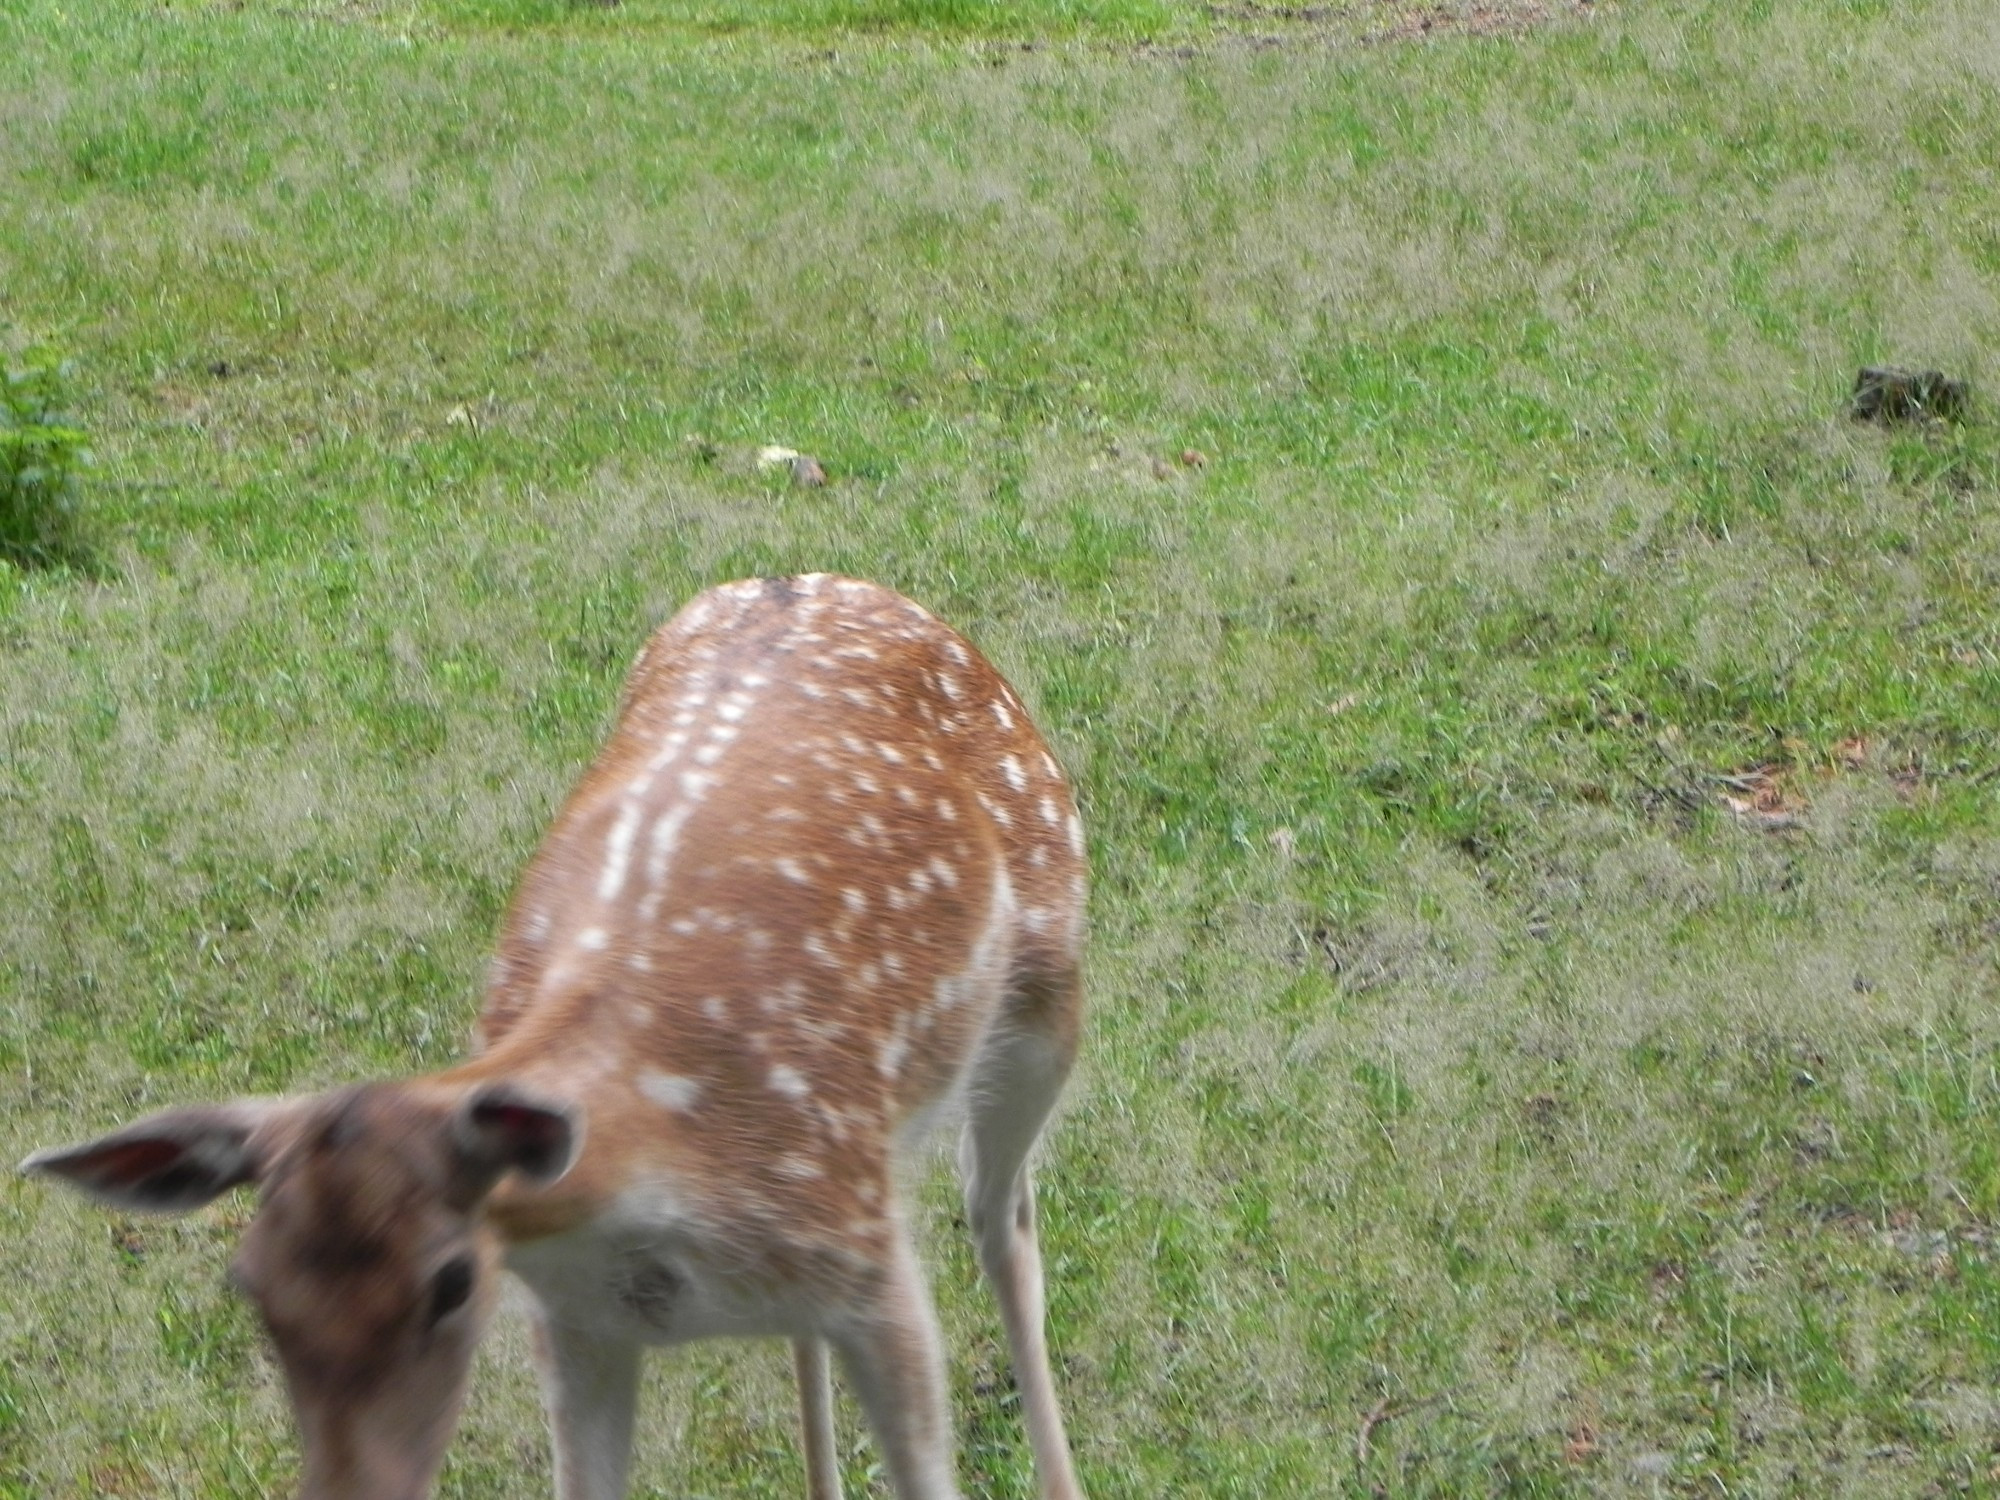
957;965;1085;1500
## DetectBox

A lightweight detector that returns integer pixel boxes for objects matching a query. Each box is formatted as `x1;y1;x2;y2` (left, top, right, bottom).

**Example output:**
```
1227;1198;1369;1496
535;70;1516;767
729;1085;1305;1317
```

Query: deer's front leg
830;1233;963;1500
529;1306;642;1500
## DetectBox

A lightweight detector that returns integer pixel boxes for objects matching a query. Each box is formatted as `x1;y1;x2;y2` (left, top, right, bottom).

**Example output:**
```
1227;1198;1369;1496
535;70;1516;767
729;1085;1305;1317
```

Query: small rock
790;455;827;488
1150;457;1175;481
1851;366;1969;424
756;444;801;470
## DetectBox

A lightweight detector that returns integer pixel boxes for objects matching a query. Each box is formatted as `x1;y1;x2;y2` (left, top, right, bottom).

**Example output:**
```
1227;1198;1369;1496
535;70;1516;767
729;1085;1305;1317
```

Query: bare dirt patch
1203;0;1601;44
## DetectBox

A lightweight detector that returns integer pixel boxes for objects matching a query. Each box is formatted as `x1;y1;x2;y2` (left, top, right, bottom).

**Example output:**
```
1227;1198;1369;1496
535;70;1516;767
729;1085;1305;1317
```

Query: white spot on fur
777;1155;823;1180
646;728;692;770
878;1018;911;1079
640;1072;702;1112
937;798;957;820
598;799;647;901
992;700;1015;730
943;639;970;666
877;742;907;765
842;888;868;913
928;856;958;888
768;1065;810;1100
702;995;728;1021
1040;795;1062;826
1000;755;1027;791
931;863;1014;1013
775;856;811;884
1067;811;1085;856
638;802;696;920
578;927;608;951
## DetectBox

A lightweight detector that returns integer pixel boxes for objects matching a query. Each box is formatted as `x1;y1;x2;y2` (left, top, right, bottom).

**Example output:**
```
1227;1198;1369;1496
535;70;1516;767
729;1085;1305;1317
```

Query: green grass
5;0;2000;1494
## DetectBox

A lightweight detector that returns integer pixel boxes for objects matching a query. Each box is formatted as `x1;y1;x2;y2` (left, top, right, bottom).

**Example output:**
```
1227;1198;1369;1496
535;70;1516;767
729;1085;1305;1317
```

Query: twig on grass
1355;1389;1450;1468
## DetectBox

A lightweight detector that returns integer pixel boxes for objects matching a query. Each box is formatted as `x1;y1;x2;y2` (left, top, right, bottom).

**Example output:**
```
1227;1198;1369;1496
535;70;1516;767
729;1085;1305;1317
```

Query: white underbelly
504;1221;805;1346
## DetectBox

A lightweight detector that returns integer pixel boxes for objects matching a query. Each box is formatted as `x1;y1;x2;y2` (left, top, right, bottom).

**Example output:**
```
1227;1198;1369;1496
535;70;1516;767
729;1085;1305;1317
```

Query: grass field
4;0;2000;1494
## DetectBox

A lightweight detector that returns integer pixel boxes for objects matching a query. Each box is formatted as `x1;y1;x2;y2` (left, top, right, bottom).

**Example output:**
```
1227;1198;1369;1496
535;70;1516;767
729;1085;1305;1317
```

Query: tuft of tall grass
0;346;90;570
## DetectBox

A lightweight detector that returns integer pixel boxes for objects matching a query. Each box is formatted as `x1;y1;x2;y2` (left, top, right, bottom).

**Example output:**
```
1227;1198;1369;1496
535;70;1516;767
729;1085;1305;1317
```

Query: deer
22;574;1090;1500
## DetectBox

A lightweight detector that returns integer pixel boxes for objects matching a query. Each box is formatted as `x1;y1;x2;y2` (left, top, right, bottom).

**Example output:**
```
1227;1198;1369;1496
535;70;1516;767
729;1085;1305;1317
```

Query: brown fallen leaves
1715;763;1807;832
1563;1419;1599;1465
1714;736;1932;833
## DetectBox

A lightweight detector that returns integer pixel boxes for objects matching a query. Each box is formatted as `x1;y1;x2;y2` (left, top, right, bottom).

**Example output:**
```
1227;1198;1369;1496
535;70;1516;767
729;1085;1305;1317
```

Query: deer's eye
429;1256;476;1325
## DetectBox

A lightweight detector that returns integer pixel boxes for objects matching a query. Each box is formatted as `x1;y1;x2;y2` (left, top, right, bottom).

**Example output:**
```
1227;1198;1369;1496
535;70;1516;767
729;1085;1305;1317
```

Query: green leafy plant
0;345;90;567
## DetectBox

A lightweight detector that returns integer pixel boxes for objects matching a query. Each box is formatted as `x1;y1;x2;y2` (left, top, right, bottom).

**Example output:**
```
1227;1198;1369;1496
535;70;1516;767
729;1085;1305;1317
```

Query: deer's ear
21;1102;286;1214
453;1084;581;1190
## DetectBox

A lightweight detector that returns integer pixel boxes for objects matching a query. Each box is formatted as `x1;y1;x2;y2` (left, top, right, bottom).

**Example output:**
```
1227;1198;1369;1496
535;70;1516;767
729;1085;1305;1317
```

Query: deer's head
23;1081;578;1500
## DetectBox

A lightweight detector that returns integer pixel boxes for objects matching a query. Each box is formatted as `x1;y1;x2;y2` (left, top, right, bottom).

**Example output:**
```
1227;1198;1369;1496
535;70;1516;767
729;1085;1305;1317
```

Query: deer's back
473;577;1083;1251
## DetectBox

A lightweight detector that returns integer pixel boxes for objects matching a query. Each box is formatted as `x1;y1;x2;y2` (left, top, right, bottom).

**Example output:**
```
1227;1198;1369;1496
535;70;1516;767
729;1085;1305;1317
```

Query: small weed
0;345;91;569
